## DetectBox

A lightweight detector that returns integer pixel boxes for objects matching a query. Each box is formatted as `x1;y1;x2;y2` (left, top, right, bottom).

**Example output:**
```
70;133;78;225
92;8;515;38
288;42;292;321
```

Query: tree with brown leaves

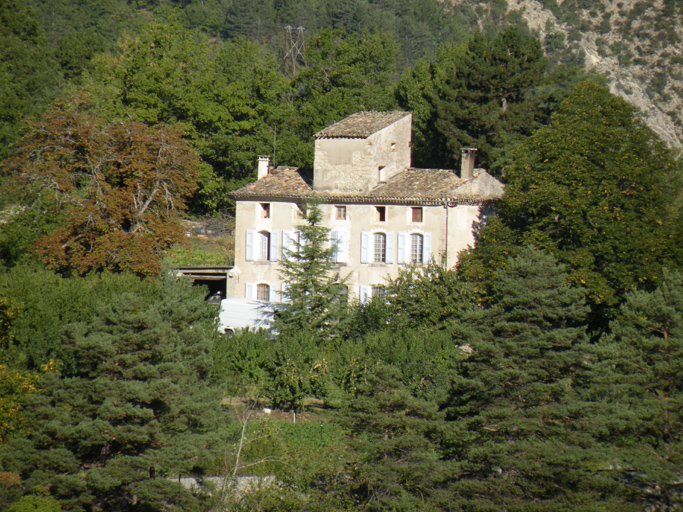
3;97;200;275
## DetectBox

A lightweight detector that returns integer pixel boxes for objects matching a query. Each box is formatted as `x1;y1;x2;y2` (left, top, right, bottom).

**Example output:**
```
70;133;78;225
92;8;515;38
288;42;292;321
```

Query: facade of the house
229;111;504;302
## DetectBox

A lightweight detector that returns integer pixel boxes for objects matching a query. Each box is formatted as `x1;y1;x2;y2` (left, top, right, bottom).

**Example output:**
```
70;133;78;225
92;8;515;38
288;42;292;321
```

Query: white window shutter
245;230;255;261
423;232;432;263
386;232;394;264
360;231;370;264
282;231;292;259
270;230;279;262
280;282;289;303
245;282;255;300
269;285;277;303
397;232;406;264
330;230;339;262
360;285;371;304
337;230;348;263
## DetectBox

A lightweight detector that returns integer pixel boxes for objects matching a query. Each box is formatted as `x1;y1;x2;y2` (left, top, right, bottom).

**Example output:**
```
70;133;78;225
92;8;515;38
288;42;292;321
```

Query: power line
281;26;305;76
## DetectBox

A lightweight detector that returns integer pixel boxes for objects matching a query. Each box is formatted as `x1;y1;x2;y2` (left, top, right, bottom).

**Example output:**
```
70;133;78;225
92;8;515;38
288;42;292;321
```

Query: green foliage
275;204;348;343
0;364;38;444
444;248;629;509
85;23;302;212
398;28;582;172
0;0;59;157
218;416;355;511
589;269;683;509
0;264;155;370
462;81;682;330
434;27;549;175
0;272;228;511
0;197;62;270
211;329;272;396
264;332;331;411
6;495;63;512
337;364;448;511
292;29;399;152
383;260;477;330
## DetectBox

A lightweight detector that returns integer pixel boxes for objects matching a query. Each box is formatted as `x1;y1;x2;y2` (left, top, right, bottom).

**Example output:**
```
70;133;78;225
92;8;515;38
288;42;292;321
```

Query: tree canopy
460;81;683;329
1;272;227;511
2;97;200;275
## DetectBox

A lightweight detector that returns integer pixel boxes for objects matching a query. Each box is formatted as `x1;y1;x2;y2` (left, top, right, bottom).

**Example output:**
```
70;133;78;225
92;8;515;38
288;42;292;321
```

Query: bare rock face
451;0;683;148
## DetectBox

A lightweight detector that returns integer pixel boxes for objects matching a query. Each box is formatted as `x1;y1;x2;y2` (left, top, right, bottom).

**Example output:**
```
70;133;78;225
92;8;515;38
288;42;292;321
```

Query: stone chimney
257;155;270;180
460;148;477;180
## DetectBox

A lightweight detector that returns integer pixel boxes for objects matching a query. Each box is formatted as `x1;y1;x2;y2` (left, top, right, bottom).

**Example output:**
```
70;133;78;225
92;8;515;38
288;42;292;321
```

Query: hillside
454;0;683;148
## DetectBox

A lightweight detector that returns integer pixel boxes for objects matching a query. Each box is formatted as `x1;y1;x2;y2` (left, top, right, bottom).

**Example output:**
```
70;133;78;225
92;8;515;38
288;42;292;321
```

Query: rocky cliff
451;0;683;148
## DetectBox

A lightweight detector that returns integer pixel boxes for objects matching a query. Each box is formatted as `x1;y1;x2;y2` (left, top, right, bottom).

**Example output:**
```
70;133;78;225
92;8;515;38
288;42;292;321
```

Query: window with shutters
256;283;270;301
258;231;270;260
374;233;386;263
410;233;424;263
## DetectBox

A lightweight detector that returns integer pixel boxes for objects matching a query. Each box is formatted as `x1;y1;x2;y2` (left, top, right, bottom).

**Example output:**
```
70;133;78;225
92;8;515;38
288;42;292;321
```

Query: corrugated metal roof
314;111;410;139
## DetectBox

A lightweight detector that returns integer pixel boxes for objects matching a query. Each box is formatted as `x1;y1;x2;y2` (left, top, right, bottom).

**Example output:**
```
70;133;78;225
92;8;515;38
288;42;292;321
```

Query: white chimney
460;148;477;180
257;155;270;180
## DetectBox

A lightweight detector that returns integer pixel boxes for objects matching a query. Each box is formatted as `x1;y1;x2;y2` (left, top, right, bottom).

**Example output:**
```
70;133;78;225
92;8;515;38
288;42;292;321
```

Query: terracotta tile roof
231;167;312;199
230;167;504;205
314;111;410;139
368;169;464;200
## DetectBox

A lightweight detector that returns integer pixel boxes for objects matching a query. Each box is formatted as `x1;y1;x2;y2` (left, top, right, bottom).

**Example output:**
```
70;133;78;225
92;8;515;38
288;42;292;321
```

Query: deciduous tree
2;96;200;275
460;81;683;329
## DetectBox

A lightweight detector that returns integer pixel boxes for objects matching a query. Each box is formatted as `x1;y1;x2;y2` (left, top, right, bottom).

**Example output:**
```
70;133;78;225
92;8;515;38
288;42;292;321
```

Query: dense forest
1;0;683;510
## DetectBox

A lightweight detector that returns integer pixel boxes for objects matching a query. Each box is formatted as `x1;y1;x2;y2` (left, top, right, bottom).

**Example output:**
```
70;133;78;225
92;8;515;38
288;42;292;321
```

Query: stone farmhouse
228;111;504;303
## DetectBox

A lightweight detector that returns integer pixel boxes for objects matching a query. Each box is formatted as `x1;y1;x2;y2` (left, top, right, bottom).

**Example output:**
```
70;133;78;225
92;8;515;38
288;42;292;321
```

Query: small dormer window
260;203;270;218
376;206;386;222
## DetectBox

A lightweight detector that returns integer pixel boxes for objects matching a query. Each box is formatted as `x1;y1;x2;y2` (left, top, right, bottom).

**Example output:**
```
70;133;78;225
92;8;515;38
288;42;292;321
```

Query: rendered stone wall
232;200;479;301
313;115;412;193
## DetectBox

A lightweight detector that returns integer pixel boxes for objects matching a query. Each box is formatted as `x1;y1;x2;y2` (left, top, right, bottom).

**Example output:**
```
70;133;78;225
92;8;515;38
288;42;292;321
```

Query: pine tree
589;269;683;510
444;248;628;509
275;203;347;343
0;273;228;511
434;27;549;175
337;364;450;511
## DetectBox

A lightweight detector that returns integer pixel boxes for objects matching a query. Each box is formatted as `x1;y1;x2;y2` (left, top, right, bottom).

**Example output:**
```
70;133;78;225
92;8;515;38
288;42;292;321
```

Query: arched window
373;233;386;263
258;231;270;260
410;233;424;263
256;283;270;301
